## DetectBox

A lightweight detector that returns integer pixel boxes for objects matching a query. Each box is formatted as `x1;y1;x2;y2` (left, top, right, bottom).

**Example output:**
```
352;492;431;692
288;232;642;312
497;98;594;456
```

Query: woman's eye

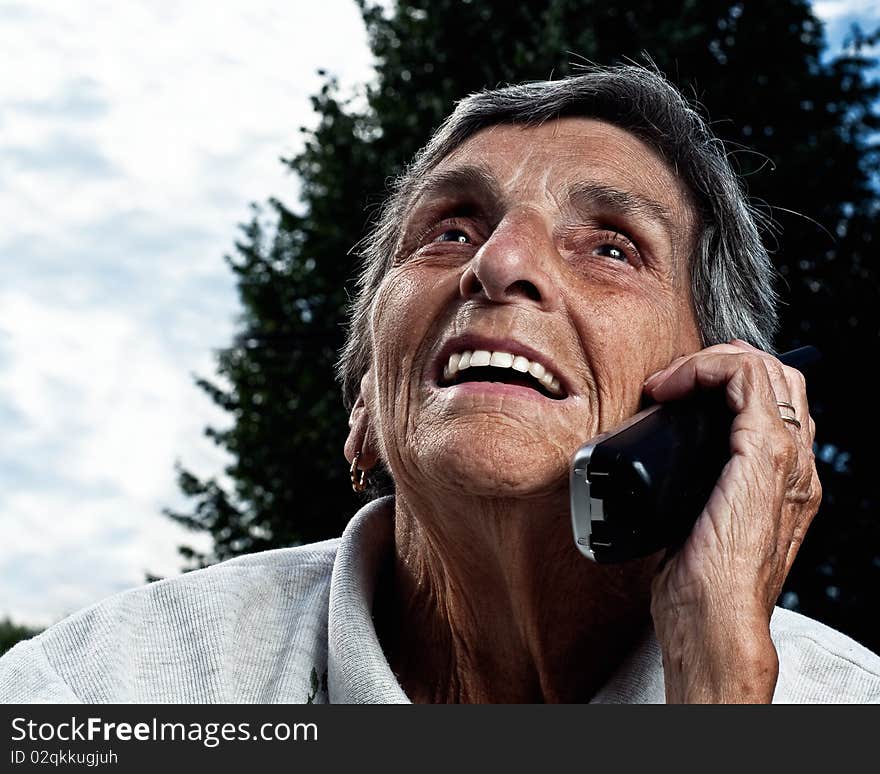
594;243;628;262
592;231;640;265
433;229;471;244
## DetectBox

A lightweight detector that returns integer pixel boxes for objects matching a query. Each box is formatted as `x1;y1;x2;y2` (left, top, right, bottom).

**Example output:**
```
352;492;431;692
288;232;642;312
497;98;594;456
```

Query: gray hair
339;64;778;411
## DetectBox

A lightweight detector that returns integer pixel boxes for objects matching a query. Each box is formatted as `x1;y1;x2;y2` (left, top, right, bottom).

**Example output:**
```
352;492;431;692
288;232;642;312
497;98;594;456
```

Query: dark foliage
0;618;41;657
167;1;880;652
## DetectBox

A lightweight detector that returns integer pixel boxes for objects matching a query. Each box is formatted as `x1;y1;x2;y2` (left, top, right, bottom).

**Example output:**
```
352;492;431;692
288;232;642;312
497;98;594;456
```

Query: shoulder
771;607;880;703
0;539;340;703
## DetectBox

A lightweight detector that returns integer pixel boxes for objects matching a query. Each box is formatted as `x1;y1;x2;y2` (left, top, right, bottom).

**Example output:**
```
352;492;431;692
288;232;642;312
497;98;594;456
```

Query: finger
644;340;785;398
779;365;821;555
727;345;819;513
644;341;748;388
735;355;822;580
647;351;805;491
646;351;777;415
783;465;822;575
763;359;800;436
647;343;807;446
780;364;813;444
729;340;806;438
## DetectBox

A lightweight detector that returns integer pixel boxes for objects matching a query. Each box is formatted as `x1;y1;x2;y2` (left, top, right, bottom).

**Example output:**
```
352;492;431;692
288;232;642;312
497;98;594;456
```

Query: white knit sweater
2;497;879;703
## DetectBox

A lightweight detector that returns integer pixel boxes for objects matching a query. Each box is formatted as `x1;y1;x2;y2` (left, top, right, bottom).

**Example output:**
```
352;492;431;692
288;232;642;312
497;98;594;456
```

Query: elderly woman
2;65;878;704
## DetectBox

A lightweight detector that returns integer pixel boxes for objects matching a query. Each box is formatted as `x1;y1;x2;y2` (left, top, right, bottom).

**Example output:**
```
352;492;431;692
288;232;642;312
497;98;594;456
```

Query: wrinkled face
367;118;703;498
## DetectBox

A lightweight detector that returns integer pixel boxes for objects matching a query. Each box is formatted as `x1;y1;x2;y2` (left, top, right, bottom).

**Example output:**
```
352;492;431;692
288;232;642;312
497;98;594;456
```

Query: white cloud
813;0;880;58
0;290;212;501
0;0;374;627
0;0;374;247
0;490;212;624
0;287;227;624
814;1;880;21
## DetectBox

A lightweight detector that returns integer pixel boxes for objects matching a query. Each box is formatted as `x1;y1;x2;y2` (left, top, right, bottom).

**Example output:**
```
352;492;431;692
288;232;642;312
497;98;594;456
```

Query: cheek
570;285;700;427
371;261;465;344
370;269;422;337
369;266;459;433
371;280;417;420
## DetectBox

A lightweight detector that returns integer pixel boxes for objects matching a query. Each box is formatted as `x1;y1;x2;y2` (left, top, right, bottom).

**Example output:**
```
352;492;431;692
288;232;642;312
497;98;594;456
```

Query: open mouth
438;349;568;400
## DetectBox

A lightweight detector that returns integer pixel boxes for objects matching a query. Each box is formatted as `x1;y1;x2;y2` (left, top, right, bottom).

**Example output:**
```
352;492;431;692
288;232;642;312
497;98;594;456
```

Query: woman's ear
344;370;378;471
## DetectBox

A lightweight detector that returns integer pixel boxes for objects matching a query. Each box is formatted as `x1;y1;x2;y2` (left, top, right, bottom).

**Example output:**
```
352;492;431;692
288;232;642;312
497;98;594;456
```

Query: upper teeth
442;349;564;396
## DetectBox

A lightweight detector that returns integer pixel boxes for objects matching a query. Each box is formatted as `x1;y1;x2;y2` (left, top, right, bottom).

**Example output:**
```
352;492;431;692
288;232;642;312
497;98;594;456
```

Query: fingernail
644;368;666;388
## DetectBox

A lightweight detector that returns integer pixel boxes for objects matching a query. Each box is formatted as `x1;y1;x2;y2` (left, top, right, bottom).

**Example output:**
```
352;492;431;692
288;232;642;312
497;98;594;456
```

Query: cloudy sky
1;1;878;628
0;0;374;626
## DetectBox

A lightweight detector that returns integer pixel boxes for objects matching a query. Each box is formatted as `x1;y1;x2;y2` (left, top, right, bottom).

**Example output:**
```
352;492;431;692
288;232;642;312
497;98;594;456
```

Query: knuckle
773;431;799;469
811;472;823;511
741;354;770;385
789;525;807;549
708;342;739;354
767;359;792;391
791;461;823;513
742;352;765;370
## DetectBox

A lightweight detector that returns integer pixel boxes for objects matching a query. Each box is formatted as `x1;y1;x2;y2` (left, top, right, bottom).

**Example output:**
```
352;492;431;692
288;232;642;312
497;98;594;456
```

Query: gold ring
781;415;802;430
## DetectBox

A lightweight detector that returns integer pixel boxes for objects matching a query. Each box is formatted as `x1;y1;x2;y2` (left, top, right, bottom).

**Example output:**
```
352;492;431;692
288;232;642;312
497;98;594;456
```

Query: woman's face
366;118;703;499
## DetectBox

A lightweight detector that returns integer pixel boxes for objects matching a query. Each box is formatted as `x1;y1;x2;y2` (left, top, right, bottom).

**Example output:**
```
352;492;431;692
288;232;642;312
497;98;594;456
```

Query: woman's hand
643;339;821;703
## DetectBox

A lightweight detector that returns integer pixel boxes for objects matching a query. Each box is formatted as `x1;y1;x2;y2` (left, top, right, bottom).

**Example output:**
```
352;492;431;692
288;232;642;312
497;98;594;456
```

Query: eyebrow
407;164;506;213
563;181;676;237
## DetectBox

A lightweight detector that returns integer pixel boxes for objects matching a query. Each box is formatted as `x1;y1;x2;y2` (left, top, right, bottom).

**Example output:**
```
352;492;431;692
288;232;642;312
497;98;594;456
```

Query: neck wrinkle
374;488;658;703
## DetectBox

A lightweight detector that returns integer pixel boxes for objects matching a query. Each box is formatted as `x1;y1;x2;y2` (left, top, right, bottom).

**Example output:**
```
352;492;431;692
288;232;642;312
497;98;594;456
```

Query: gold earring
350;451;367;493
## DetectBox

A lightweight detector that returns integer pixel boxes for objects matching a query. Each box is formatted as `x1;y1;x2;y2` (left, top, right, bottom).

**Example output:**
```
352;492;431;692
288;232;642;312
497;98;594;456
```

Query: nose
459;209;560;310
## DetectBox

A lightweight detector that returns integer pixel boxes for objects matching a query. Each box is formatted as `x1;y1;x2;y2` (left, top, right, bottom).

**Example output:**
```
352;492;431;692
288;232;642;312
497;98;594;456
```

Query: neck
373;487;658;703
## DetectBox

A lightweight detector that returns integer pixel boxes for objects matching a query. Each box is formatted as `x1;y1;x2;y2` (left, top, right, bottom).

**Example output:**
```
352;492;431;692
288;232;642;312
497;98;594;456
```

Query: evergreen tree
0;618;41;657
166;0;879;651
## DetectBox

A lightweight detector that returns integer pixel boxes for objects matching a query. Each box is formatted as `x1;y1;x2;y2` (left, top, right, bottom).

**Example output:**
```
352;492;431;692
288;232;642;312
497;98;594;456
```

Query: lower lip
434;381;562;402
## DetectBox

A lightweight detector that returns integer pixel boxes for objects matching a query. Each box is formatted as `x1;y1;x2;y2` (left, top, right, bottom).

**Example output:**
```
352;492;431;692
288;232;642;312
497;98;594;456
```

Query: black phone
569;346;820;563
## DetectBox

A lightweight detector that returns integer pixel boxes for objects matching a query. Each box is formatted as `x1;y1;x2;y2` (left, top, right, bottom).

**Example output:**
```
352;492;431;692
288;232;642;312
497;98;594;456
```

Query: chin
416;428;571;499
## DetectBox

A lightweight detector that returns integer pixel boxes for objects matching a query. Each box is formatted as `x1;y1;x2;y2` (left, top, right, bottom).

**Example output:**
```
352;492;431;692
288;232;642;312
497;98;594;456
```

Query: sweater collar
328;496;409;703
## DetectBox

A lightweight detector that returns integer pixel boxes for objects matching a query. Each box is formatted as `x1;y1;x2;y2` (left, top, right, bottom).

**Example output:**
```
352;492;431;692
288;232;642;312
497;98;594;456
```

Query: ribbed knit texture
328;497;408;703
2;496;878;703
